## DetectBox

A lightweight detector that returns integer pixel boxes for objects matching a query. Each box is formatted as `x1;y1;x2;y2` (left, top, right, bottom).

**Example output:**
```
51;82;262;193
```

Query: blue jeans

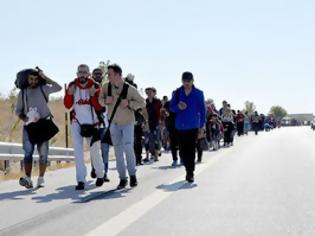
110;123;136;180
23;127;49;165
99;128;110;174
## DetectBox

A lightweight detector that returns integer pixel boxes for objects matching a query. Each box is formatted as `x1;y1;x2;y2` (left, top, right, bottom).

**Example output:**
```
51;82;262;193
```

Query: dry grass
0;96;117;181
0;97;72;147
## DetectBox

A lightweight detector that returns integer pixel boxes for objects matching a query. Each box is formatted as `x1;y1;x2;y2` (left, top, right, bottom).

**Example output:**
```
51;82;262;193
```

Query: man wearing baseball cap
170;71;206;183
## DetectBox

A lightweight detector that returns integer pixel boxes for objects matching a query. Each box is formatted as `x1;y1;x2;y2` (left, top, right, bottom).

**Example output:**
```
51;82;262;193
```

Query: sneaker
96;177;104;187
37;176;45;188
103;174;110;182
185;174;194;183
75;182;85;190
90;168;96;179
19;176;33;189
117;179;128;190
130;176;138;188
171;160;177;167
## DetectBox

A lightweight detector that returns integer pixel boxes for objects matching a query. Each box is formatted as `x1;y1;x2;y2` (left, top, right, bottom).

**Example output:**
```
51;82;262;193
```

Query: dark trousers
177;129;198;175
253;123;260;135
134;125;143;164
223;122;234;144
237;122;244;136
196;141;203;162
168;128;180;161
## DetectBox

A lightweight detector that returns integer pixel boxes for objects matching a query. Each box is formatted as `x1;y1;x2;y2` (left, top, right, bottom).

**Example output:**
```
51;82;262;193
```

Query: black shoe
143;158;149;163
154;157;159;162
103;175;110;182
185;174;194;183
117;179;128;190
96;177;104;187
75;182;85;190
90;168;96;179
197;159;202;163
130;175;138;187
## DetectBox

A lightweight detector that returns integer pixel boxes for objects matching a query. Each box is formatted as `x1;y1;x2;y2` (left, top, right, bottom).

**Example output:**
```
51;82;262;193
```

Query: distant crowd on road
14;64;280;191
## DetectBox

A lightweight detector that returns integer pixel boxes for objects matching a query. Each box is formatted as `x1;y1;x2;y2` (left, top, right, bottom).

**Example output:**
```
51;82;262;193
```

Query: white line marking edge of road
86;148;233;236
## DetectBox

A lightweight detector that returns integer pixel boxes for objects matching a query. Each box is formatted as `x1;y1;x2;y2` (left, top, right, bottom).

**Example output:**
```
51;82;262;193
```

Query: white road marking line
86;148;232;236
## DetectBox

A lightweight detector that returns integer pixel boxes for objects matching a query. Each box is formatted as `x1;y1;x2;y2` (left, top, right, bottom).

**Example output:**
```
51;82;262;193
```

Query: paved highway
0;127;314;236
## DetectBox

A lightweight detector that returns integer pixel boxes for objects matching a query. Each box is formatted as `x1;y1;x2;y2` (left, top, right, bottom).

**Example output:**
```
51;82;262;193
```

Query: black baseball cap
182;71;194;81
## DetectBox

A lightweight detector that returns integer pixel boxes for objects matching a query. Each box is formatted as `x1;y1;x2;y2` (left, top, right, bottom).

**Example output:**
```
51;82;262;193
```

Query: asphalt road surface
0;126;314;236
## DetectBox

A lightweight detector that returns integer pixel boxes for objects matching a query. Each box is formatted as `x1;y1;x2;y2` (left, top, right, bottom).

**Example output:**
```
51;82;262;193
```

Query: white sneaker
37;177;45;188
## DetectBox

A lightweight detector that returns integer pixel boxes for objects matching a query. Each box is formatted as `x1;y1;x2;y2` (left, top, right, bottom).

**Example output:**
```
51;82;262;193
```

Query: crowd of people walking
15;64;279;190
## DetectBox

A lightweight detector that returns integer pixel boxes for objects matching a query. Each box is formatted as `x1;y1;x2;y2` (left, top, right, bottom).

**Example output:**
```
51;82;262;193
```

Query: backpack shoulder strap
121;82;129;99
39;86;48;103
21;89;27;115
175;87;181;104
107;82;112;96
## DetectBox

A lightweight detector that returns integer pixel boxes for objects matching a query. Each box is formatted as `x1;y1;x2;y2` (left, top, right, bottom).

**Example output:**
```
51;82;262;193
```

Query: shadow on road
0;189;37;201
76;188;131;203
31;181;130;203
156;181;197;192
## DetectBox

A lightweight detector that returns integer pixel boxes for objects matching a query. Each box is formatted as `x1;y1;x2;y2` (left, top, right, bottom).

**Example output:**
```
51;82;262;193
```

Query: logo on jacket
76;99;90;105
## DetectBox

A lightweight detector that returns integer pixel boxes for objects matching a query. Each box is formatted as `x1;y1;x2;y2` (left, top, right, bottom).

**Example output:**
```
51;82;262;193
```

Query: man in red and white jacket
64;64;105;190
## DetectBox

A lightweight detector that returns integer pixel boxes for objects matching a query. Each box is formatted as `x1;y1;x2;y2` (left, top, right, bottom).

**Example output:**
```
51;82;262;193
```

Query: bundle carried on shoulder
15;68;46;89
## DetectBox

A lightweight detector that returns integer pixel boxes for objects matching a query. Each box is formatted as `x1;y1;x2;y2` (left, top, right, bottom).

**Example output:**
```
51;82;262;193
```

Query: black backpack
15;68;46;89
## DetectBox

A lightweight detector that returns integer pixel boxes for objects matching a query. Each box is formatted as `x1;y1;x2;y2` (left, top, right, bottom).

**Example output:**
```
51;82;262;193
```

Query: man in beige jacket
99;64;145;189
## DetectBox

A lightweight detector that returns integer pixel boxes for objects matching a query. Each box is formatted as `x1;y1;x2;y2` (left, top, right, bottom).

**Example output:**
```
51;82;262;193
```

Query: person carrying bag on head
15;67;62;189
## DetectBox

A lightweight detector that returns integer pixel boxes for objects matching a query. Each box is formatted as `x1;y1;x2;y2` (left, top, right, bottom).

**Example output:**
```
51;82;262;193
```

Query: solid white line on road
86;148;233;236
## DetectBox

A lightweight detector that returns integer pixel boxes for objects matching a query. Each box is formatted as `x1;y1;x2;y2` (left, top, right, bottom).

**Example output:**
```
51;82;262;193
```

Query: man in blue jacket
170;72;206;183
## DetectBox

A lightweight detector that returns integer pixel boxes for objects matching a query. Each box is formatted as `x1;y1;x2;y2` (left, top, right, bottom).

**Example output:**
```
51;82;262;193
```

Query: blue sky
1;0;314;114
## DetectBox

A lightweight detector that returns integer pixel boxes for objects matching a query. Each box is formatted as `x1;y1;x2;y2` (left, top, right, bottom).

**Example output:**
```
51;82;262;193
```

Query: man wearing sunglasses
64;64;105;190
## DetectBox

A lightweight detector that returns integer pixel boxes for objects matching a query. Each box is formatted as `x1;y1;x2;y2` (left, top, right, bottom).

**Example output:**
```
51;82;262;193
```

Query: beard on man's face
79;76;88;84
29;82;39;88
93;76;103;83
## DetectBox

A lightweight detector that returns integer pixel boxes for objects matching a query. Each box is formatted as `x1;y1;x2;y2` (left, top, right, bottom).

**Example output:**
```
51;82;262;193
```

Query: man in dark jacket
144;87;162;162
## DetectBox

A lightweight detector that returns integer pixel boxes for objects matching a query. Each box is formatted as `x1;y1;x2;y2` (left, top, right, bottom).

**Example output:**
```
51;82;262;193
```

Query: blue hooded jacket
170;86;206;130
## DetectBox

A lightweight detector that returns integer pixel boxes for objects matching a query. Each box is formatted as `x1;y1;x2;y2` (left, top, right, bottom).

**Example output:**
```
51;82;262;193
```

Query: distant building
282;113;315;126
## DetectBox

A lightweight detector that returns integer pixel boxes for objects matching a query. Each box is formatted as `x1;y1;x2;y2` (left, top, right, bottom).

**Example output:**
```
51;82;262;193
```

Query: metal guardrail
0;142;75;172
0;154;74;161
0;142;74;157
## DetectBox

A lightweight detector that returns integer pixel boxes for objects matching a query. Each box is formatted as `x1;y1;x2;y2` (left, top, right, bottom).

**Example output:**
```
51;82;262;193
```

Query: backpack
168;88;180;129
15;68;46;89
